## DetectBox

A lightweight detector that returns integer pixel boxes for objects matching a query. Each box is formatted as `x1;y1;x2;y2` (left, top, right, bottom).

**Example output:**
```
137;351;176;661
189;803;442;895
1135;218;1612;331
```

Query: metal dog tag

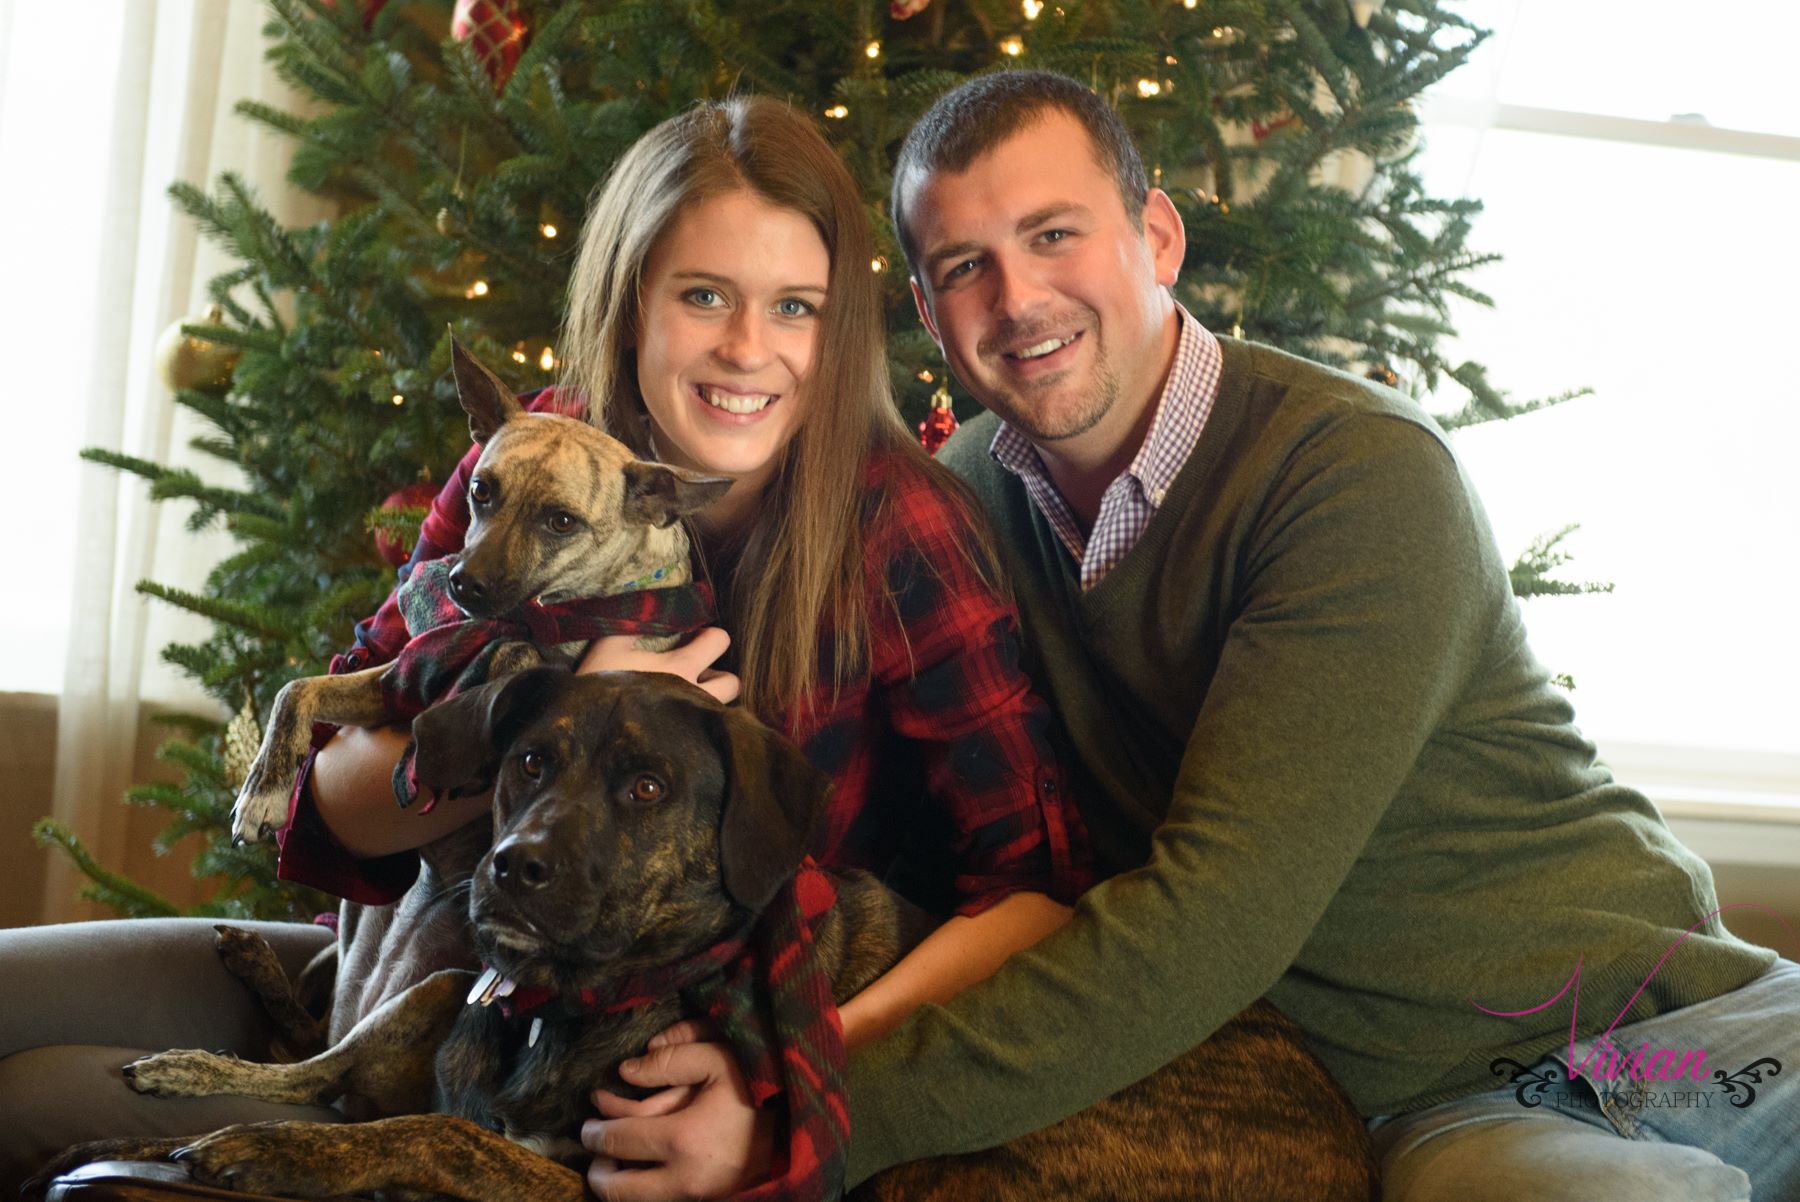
528;1017;544;1048
467;966;500;1006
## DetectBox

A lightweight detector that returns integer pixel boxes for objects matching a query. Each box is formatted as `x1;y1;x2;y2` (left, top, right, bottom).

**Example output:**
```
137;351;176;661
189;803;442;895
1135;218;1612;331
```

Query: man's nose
990;255;1052;322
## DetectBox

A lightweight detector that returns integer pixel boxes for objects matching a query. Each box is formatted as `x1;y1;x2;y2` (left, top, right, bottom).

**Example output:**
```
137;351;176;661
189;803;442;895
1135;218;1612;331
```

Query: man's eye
470;477;492;504
630;774;665;803
547;511;577;534
520;751;546;779
942;258;978;285
1042;228;1069;243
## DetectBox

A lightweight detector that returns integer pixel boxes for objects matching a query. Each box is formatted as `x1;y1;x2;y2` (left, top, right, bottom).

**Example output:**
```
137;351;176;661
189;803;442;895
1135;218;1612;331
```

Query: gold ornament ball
154;305;241;394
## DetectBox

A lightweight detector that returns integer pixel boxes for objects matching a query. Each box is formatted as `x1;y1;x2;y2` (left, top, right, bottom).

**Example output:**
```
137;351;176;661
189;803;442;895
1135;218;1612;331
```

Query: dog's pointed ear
710;705;830;913
412;666;566;797
451;338;525;445
622;461;734;529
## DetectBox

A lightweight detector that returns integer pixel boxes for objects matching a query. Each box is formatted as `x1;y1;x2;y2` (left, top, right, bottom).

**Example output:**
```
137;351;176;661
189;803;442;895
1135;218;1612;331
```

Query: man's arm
846;414;1498;1181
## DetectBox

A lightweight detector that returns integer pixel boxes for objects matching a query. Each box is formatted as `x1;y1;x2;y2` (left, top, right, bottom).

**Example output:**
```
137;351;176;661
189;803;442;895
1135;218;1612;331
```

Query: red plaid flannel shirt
278;390;1089;915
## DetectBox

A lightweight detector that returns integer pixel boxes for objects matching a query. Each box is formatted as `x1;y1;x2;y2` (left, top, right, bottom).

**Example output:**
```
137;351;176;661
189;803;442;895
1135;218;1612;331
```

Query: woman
0;96;1082;1194
288;96;1086;1197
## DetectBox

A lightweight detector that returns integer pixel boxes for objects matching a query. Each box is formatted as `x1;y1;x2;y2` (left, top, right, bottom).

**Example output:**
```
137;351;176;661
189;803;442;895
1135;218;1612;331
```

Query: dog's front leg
126;969;471;1118
172;1115;586;1202
233;664;393;843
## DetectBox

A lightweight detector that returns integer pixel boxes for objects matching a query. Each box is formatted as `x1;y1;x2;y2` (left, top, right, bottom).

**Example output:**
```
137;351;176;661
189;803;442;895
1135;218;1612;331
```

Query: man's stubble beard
988;348;1122;445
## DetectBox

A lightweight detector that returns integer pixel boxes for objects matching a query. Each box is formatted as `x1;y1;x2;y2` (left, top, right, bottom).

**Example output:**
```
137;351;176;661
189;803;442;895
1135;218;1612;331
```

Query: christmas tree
39;0;1577;917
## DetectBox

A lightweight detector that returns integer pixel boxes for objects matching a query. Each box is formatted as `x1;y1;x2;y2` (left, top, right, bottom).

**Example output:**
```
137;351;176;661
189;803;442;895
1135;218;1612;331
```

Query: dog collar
617;563;682;592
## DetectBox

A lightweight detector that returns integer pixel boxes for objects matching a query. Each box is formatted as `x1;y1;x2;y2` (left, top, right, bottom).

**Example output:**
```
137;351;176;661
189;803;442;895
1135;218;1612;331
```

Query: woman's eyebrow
670;269;827;295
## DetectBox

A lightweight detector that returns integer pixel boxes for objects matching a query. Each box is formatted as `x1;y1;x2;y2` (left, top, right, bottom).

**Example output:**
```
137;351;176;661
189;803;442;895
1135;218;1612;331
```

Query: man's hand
581;1028;775;1202
577;627;741;704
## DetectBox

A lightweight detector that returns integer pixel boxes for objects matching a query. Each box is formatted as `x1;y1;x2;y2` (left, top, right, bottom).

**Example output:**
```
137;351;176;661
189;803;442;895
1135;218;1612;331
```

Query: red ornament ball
373;480;438;568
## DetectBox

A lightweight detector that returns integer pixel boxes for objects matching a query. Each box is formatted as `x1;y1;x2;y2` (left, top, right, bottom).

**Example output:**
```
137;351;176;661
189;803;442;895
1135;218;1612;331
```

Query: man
847;70;1799;1200
584;72;1799;1201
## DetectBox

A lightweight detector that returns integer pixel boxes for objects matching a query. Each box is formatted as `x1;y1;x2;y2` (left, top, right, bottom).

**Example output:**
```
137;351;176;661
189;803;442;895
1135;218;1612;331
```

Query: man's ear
909;277;944;351
621;460;734;529
709;705;830;913
451;337;526;445
412;666;566;798
1142;188;1186;289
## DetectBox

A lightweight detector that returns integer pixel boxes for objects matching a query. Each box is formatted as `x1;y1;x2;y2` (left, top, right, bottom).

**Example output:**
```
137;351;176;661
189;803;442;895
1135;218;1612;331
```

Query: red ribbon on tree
453;0;529;89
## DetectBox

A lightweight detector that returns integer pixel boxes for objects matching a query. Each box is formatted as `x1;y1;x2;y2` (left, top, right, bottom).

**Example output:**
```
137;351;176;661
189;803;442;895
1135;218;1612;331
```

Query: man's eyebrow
669;270;827;295
923;203;1094;274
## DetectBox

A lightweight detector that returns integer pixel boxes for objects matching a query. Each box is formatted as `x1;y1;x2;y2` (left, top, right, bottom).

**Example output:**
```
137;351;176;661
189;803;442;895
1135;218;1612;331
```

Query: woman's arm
838;891;1071;1049
308;725;491;858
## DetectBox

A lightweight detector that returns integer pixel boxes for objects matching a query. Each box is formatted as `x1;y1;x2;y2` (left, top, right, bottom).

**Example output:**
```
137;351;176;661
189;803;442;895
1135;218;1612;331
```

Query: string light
1166;54;1178;64
539;222;558;238
1022;0;1043;17
1136;79;1161;98
1212;26;1226;37
511;349;528;364
391;393;405;406
918;369;935;383
872;255;888;272
865;40;881;58
824;103;849;119
466;280;490;299
1183;0;1197;8
539;346;556;371
1000;35;1024;55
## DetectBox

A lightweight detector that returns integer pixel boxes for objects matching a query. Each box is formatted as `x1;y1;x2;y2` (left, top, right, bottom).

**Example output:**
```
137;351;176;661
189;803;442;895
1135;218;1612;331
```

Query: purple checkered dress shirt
990;308;1222;590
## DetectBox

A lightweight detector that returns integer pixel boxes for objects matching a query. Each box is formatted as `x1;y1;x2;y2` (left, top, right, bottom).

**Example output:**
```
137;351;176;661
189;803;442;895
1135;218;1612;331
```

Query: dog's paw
124;1049;242;1099
174;1122;355;1198
230;769;293;845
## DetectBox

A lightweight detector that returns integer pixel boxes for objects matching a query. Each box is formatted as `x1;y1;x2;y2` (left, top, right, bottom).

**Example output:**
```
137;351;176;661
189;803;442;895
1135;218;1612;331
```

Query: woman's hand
582;1020;775;1202
577;627;741;704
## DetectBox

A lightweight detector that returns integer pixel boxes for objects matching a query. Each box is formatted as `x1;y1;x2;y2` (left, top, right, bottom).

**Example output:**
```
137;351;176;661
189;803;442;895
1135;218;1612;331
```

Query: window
1414;0;1800;810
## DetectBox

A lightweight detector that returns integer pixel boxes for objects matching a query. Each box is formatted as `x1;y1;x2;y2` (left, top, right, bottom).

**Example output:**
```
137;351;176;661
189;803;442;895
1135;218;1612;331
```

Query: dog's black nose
448;563;487;606
491;834;553;892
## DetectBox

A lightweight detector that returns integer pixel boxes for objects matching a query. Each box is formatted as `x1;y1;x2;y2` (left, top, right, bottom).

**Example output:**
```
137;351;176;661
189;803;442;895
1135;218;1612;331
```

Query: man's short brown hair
890;69;1150;276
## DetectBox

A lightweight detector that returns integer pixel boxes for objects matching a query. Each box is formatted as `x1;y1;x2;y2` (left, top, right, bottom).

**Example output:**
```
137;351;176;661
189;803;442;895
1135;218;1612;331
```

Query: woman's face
634;190;830;502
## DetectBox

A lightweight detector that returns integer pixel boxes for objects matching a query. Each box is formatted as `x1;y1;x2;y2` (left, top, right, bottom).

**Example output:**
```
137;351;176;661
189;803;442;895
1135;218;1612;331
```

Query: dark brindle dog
34;670;1376;1201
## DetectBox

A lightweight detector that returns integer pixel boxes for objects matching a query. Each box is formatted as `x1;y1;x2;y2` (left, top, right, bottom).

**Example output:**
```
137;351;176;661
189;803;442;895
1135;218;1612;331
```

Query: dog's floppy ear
450;337;525;445
710;705;831;913
622;461;734;529
412;666;566;797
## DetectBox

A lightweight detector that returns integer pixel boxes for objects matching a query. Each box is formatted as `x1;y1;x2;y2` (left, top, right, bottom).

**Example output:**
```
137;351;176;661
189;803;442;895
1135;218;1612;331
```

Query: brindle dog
33;671;1376;1202
225;339;730;1058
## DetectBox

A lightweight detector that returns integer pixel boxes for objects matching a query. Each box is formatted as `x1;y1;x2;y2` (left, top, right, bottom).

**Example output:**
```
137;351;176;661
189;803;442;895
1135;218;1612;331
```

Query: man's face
903;109;1184;452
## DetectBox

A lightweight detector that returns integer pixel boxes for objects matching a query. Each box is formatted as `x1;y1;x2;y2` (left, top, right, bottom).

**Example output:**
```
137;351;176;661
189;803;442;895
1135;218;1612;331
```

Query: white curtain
33;0;331;923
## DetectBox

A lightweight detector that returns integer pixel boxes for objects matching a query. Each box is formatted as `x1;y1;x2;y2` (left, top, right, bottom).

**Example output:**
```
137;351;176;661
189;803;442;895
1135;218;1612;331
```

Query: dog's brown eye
547;511;577;534
630;774;664;802
470;476;492;505
520;751;545;779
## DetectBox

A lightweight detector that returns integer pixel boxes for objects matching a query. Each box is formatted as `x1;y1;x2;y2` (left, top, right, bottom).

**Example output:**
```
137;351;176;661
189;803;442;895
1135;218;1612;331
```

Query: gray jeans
0;917;340;1188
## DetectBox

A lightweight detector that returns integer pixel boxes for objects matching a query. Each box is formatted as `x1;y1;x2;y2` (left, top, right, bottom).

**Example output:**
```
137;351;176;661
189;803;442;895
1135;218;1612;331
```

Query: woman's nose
715;311;772;369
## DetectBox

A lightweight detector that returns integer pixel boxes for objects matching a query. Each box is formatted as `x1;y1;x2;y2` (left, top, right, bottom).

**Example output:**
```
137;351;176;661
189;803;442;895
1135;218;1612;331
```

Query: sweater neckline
1068;338;1255;619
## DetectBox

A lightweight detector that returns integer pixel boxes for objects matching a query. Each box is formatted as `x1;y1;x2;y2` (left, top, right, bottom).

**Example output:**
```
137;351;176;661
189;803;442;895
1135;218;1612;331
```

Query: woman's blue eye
776;297;815;318
686;288;722;307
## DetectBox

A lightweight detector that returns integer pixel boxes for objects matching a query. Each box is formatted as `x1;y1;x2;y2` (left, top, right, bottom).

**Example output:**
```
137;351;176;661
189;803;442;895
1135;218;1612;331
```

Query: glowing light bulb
1023;0;1043;17
470;280;489;297
825;104;849;119
1000;35;1024;55
539;346;556;371
865;40;881;58
1137;79;1161;98
511;350;528;364
872;256;888;272
540;223;558;238
391;393;404;406
918;369;935;382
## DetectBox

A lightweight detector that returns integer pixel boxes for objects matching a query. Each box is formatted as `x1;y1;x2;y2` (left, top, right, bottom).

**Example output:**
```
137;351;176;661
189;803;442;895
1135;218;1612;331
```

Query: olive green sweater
844;337;1772;1184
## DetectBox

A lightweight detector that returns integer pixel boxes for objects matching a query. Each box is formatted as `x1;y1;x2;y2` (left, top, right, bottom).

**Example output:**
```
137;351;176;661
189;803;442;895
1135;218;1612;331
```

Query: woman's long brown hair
560;96;954;722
